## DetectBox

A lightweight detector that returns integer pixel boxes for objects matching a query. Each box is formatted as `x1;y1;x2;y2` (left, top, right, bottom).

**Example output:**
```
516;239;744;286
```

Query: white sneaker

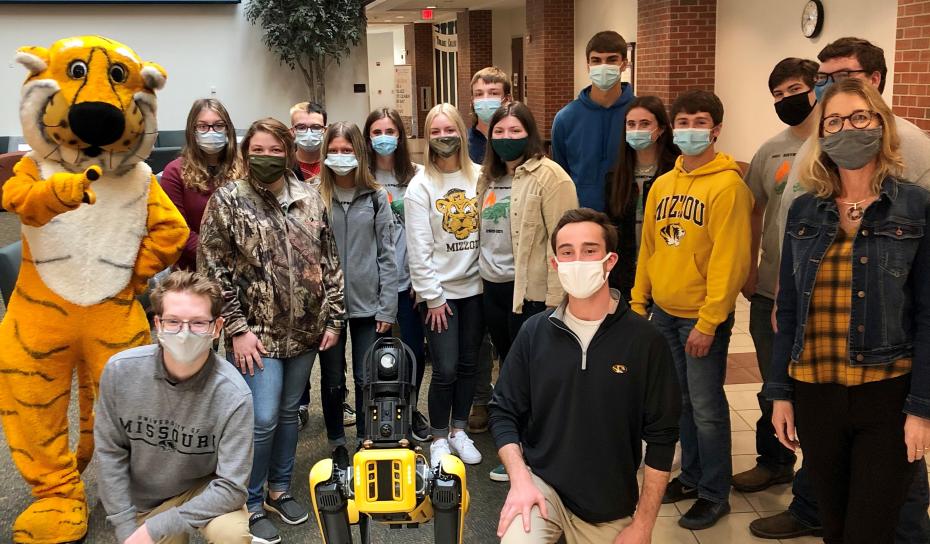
449;430;482;464
430;438;452;468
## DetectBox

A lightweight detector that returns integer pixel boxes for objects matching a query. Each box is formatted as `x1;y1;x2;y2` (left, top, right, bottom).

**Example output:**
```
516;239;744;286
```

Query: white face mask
589;64;622;91
557;254;613;299
295;129;324;152
158;329;214;366
195;131;227;154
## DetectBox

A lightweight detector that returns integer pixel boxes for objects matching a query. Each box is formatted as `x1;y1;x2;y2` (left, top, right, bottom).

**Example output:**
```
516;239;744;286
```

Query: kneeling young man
490;209;681;543
95;271;253;544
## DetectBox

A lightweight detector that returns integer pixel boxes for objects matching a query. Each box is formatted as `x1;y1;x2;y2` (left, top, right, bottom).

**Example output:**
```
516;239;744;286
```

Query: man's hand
319;329;340;351
772;400;800;451
614;521;651;544
741;266;758;299
685;328;713;358
232;331;267;376
375;321;392;334
497;473;549;538
426;303;453;333
904;414;930;463
124;524;155;544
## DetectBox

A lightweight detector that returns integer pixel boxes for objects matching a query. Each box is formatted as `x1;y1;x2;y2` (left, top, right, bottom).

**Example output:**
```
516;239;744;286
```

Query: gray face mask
820;127;883;170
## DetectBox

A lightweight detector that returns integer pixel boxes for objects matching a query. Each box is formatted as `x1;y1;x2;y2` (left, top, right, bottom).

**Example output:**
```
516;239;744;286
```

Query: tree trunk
311;54;326;105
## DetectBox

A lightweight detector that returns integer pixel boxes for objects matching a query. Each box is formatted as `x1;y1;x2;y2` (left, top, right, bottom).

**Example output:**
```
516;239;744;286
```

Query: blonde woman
160;98;243;270
317;121;397;463
406;103;484;466
766;78;930;543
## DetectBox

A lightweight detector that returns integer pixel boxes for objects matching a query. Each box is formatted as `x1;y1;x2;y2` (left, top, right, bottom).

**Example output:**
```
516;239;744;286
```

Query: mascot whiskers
0;35;188;543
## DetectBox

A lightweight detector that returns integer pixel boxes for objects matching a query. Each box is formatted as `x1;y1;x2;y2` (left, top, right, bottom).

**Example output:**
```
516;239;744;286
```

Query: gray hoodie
327;186;398;322
94;344;253;542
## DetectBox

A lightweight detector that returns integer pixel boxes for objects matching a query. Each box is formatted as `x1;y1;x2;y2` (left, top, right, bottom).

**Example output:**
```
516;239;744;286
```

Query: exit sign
421;8;433;20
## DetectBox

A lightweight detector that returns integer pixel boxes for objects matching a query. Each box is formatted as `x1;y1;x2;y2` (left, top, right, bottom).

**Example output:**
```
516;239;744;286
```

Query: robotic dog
309;337;469;543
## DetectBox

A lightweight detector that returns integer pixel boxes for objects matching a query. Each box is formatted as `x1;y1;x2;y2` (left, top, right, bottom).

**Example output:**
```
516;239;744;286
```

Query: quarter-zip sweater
489;291;681;523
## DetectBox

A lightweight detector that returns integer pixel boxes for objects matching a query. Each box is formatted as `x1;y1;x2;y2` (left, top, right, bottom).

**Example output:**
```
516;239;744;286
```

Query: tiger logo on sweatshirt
436;188;479;240
660;224;686;247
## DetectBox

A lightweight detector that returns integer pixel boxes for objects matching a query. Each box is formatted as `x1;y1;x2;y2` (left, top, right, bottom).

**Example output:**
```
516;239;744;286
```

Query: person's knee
202;508;251;544
252;404;279;438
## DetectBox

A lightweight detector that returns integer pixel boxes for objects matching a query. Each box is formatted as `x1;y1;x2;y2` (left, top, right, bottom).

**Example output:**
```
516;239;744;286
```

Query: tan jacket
478;156;579;312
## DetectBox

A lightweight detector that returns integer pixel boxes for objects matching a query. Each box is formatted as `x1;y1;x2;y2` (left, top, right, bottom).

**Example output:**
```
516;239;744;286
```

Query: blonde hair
180;98;243;193
423;103;475;182
318;121;380;212
801;78;904;198
150;270;223;318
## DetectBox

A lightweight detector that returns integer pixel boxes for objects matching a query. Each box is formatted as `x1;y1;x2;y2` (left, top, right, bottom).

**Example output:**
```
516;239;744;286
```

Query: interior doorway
511;36;524;102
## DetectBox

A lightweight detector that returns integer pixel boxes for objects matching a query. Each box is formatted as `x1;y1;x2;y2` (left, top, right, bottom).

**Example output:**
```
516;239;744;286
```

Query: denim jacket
764;177;930;420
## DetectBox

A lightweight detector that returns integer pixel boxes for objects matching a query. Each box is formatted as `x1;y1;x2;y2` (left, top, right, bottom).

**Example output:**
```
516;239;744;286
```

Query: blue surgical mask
474;98;503;124
673;128;713;156
589;64;622;91
626;129;655;151
814;81;832;103
324;153;358;176
371;134;398;156
195;131;227;154
296;129;324;152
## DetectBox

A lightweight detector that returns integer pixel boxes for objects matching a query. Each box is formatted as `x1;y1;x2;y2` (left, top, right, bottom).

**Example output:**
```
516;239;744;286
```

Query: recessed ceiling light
395;15;404;18
426;5;436;7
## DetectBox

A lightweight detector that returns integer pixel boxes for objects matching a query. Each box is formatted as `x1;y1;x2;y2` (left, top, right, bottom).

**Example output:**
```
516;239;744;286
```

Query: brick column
456;10;493;120
636;0;716;106
524;0;574;140
893;0;930;131
406;22;435;135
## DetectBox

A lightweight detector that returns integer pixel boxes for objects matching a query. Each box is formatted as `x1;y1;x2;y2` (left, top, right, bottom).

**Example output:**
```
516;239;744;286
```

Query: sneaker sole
251;535;282;544
732;472;794;493
263;502;309;526
749;524;823;539
411;431;433;442
489;472;510;482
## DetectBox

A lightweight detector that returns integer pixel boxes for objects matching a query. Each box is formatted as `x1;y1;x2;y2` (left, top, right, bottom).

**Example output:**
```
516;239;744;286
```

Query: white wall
491;7;526;90
0;4;371;136
715;0;897;162
367;32;396;111
573;0;637;93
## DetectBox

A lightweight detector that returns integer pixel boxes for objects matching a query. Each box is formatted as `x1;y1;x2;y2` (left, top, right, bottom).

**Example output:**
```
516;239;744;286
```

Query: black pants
794;375;920;544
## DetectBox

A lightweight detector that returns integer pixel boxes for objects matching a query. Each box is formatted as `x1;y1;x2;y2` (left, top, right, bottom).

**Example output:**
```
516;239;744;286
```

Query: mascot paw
13;498;87;544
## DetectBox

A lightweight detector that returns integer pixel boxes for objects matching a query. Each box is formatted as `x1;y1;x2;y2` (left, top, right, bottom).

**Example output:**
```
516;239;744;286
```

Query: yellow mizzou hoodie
631;152;753;335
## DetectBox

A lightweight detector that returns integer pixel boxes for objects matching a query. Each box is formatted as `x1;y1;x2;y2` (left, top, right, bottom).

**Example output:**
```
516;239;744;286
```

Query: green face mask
491;137;529;162
249;154;288;185
429;136;462;158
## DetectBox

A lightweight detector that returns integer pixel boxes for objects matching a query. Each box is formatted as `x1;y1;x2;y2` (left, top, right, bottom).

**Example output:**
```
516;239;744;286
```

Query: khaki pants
501;473;633;544
137;483;251;544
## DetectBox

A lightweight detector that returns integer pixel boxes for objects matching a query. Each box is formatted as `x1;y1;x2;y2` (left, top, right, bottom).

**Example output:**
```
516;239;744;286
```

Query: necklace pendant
847;205;864;221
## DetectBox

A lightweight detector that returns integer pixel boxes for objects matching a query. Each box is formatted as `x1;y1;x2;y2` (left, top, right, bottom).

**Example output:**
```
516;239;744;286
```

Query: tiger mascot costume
0;36;188;543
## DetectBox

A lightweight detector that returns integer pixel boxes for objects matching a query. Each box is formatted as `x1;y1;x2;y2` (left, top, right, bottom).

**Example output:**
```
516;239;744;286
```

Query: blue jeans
241;350;316;512
789;453;930;542
748;294;797;470
397;289;426;398
652;306;733;504
422;295;484;436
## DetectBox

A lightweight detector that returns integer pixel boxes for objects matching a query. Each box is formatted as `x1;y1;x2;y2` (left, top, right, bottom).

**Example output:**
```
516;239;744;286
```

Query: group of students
90;29;930;544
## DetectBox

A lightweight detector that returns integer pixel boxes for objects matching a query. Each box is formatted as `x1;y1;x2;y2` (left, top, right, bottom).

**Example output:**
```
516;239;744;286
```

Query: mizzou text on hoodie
631;152;754;335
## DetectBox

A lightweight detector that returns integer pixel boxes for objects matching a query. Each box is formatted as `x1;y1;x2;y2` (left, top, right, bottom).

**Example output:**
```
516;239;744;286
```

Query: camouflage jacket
198;174;345;358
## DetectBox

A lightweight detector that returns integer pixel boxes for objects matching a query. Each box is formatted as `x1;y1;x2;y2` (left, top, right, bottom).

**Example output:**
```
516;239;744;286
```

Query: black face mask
774;91;816;127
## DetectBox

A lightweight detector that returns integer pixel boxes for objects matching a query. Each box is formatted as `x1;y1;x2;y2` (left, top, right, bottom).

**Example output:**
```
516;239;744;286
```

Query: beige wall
492;7;527;93
715;0;898;162
0;4;371;135
574;0;637;93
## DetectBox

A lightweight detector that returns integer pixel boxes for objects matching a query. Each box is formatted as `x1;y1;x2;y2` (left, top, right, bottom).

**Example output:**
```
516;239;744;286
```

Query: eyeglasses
158;318;216;335
821;110;881;134
814;70;870;86
195;122;227;134
294;124;325;133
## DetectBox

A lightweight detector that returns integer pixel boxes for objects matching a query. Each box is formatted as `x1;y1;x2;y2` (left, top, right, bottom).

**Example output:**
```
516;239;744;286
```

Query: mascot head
16;35;166;173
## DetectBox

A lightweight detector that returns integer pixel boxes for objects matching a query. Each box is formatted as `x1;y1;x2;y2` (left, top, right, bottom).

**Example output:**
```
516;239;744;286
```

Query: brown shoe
749;511;822;539
467;404;489;433
732;464;794;493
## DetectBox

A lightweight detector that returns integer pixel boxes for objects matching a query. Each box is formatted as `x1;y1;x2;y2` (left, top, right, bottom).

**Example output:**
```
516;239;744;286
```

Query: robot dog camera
309;337;470;543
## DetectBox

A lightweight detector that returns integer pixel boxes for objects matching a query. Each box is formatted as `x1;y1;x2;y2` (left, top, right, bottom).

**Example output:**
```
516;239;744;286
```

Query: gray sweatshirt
94;344;253;542
327;186;398;322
